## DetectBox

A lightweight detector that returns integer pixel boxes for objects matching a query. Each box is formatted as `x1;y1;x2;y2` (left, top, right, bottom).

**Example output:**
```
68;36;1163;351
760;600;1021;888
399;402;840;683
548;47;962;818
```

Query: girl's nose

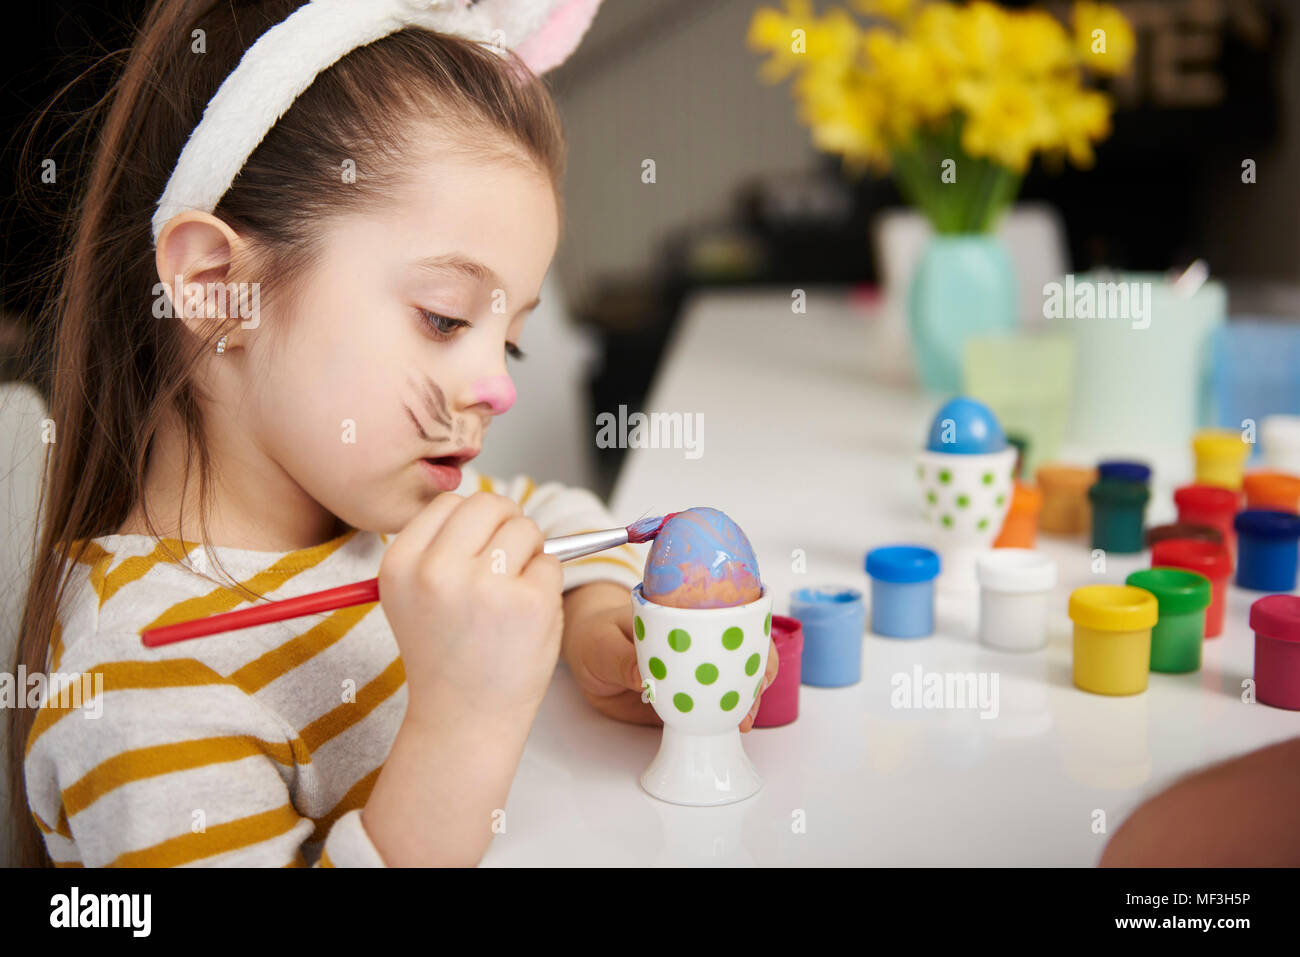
472;374;516;415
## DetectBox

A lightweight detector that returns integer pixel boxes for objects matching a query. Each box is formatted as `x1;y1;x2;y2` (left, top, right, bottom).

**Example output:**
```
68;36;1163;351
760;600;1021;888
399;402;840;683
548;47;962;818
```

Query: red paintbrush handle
141;577;380;647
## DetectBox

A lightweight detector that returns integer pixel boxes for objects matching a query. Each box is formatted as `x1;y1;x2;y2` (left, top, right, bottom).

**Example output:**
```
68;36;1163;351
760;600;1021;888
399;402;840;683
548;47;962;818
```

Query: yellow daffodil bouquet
747;0;1136;233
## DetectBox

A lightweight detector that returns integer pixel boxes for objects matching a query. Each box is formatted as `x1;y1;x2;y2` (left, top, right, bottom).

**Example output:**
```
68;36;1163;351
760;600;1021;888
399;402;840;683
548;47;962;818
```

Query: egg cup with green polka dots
630;584;773;806
914;446;1017;588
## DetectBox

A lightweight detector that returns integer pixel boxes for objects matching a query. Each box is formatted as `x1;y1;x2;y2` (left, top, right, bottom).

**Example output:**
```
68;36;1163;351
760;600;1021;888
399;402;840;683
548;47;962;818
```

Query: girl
8;0;778;867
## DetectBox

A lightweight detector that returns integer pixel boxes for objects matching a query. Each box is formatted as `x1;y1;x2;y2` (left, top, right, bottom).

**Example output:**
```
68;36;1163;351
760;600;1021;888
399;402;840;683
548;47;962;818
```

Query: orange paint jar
994;480;1042;548
1243;471;1300;514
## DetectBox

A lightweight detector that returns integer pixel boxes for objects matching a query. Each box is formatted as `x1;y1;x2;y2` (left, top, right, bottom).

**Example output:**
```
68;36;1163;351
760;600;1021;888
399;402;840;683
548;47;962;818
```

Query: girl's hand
562;582;779;732
378;491;564;728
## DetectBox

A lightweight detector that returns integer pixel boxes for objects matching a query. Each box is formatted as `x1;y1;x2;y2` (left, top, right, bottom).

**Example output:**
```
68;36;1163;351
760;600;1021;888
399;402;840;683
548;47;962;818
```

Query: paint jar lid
1261;414;1300;447
976;548;1056;593
1249;594;1300;643
865;545;941;584
1233;509;1300;540
1145;523;1223;547
1088;477;1150;504
1125;567;1211;615
1174;484;1240;514
1193;428;1251;461
769;614;804;653
1151;538;1232;579
1243;470;1300;502
1098;460;1150;484
1068;584;1158;631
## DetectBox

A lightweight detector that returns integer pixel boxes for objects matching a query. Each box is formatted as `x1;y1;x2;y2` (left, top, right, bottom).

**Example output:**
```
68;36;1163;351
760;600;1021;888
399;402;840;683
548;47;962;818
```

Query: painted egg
641;507;762;609
926;396;1007;454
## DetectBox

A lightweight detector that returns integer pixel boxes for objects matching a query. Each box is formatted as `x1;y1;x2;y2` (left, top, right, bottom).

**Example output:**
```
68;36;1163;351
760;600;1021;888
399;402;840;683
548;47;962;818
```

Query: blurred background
2;0;1297;499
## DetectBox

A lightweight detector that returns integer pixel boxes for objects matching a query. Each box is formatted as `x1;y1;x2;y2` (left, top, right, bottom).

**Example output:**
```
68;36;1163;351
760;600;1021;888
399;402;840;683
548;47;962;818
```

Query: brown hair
8;0;566;867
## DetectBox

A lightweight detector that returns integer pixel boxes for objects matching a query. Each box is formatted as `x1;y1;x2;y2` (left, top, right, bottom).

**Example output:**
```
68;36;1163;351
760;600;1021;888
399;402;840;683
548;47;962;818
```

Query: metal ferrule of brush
544;528;631;562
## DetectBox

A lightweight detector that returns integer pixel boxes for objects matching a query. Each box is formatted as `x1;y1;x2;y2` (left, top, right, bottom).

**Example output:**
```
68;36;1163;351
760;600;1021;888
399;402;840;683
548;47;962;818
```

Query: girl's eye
417;308;470;339
417;307;526;360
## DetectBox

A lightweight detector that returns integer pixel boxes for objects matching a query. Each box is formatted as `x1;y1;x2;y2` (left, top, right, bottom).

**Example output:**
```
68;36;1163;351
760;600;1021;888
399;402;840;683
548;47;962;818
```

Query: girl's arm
25;639;385;867
1100;736;1300;866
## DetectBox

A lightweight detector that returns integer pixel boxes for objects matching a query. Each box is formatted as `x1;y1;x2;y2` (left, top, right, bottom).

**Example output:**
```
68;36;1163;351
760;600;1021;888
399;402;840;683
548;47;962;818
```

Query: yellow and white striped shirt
24;467;645;867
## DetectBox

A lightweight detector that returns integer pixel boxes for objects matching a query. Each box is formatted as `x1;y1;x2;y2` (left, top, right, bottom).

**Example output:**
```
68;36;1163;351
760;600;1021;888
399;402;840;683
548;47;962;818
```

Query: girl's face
247;149;558;535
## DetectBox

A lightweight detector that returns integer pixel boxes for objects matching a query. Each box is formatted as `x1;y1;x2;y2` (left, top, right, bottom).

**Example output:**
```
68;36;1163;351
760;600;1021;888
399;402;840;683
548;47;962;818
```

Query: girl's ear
509;0;604;75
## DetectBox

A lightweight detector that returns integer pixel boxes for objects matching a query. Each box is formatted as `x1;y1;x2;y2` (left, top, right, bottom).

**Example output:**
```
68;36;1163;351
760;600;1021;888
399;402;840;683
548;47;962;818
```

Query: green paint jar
1088;478;1150;553
1125;567;1212;673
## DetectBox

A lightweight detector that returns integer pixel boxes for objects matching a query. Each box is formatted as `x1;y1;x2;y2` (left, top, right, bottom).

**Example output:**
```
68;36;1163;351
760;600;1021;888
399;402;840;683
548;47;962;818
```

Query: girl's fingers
585;687;662;726
425;491;521;562
483;515;545;576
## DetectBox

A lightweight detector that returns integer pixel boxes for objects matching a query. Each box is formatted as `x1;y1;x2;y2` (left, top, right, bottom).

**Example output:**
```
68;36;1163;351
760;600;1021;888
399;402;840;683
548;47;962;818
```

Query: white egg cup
631;584;773;806
915;446;1018;590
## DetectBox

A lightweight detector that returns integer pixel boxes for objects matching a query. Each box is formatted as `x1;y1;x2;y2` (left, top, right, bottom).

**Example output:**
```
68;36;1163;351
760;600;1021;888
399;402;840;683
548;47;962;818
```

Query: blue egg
925;397;1006;454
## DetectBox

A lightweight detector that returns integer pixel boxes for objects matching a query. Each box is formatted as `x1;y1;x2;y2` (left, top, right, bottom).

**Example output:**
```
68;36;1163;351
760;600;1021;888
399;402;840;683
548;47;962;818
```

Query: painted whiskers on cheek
403;372;454;445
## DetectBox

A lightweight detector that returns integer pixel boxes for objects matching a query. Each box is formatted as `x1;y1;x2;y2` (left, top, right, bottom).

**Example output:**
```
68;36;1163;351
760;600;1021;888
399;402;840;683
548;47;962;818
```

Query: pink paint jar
1250;595;1300;711
753;615;802;728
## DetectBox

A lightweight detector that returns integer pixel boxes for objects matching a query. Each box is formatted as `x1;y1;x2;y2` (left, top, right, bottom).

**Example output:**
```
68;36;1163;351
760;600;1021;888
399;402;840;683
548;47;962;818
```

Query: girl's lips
418;457;464;491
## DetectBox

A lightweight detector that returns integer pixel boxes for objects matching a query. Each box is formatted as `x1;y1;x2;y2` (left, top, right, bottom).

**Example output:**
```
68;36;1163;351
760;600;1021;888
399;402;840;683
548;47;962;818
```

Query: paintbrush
140;513;675;648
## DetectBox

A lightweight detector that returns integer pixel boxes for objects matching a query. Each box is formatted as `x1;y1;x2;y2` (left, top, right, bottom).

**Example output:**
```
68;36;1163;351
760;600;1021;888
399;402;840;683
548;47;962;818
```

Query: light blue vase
908;234;1017;393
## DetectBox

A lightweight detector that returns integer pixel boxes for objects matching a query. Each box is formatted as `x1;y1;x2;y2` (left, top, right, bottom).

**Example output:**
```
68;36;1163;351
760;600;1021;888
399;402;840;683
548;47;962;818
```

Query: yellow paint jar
1068;585;1159;695
1193;428;1251;490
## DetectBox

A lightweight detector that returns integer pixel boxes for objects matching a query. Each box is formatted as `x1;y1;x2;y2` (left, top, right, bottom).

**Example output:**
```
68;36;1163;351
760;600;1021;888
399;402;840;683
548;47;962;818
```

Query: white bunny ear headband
151;0;602;244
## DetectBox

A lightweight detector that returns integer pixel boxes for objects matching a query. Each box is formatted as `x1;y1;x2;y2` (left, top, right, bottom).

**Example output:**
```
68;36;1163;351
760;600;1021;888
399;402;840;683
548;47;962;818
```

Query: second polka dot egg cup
915;445;1017;590
631;583;773;806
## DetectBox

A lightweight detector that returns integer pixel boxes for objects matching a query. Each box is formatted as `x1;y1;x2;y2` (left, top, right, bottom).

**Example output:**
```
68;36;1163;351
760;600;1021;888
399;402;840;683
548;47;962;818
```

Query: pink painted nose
473;374;516;415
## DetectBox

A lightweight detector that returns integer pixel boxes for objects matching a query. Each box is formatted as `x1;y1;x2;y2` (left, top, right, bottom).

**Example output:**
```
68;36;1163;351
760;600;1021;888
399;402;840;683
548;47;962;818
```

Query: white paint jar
976;549;1057;652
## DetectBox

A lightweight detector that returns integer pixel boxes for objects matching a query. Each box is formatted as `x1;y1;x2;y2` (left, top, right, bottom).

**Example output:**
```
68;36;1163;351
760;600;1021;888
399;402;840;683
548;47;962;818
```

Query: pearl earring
215;334;229;355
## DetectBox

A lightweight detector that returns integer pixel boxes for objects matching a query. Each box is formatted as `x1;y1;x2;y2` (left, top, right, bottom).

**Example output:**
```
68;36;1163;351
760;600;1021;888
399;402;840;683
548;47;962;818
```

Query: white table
482;287;1299;866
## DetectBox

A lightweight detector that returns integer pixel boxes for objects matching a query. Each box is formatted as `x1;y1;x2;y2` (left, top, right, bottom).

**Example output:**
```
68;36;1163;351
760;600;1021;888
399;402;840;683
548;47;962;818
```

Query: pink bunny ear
512;0;603;74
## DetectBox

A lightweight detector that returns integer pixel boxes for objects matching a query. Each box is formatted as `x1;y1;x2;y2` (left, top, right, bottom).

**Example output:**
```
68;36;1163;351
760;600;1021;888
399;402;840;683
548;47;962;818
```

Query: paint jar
1097;460;1151;485
789;586;866;687
1261;415;1300;475
1036;463;1097;535
1144;522;1222;548
1088;478;1149;553
1233;510;1300;592
975;549;1057;652
1151;538;1233;639
753;615;802;727
1174;483;1241;555
1068;585;1159;695
864;545;941;639
1124;568;1211;673
993;480;1041;548
1193;428;1251;490
1243;471;1300;514
1250;595;1300;711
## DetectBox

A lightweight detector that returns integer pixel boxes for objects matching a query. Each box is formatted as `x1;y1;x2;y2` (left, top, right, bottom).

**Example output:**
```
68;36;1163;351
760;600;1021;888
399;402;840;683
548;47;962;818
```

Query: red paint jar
1174;484;1242;556
1151;538;1233;638
753;614;802;728
1249;595;1300;711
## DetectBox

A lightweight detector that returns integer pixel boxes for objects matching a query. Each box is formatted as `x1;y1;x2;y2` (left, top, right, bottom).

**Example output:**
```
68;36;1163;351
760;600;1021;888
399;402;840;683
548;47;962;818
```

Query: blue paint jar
1234;509;1300;592
789;586;866;687
864;545;942;639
